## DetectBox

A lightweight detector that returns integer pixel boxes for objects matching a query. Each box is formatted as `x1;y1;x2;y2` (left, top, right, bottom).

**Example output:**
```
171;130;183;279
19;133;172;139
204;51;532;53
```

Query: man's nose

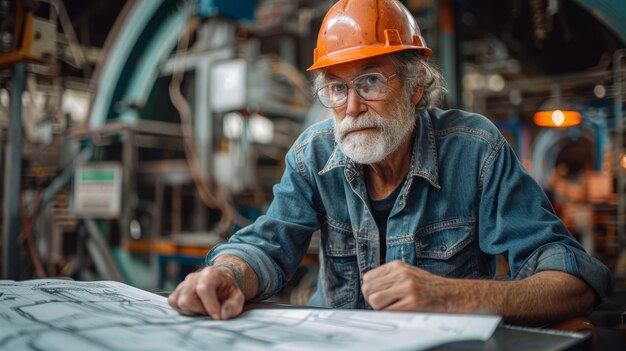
345;88;367;117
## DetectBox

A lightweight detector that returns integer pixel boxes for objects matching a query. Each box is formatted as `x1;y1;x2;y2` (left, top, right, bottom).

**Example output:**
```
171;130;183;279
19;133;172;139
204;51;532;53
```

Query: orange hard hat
307;0;432;71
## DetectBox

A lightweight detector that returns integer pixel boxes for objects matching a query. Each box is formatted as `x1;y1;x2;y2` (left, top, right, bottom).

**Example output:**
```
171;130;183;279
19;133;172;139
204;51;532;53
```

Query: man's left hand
361;260;476;313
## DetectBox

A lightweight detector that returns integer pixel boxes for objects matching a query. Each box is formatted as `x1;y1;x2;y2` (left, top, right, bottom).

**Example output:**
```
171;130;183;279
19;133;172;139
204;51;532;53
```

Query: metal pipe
2;63;25;280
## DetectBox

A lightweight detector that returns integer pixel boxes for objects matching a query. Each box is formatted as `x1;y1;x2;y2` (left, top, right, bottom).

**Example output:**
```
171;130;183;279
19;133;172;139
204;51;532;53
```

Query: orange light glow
533;110;581;127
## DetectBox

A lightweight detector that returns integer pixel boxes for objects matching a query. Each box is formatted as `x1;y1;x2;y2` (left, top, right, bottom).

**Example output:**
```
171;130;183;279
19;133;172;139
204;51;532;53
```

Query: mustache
335;113;384;139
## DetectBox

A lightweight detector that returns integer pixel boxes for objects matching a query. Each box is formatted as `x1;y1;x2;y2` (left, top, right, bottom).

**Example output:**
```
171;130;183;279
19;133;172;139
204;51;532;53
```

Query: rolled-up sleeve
478;138;612;301
514;242;612;301
206;139;321;300
206;242;284;300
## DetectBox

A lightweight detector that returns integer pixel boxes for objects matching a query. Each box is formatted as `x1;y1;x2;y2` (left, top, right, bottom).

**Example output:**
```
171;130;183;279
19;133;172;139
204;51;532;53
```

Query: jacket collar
318;111;440;189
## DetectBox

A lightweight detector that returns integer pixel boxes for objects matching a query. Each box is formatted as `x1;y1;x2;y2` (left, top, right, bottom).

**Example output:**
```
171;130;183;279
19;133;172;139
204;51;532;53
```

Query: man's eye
330;83;346;92
363;75;382;85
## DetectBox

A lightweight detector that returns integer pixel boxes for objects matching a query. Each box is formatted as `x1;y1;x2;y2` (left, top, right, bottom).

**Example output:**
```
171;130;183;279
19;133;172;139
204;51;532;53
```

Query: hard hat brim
307;44;432;71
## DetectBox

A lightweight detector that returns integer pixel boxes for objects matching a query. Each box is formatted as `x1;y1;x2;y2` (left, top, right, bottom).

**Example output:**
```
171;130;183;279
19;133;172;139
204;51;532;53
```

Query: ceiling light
533;88;582;128
533;109;581;127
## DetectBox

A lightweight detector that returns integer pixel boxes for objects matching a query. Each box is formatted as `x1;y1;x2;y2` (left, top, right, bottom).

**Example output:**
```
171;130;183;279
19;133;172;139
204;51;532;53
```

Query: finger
219;288;245;320
196;268;224;319
363;260;408;285
175;273;211;315
380;294;429;312
177;289;209;315
168;273;193;311
381;285;446;313
167;283;182;309
366;276;417;310
362;262;393;282
367;289;402;310
362;274;397;297
362;262;407;297
372;279;442;313
361;266;391;296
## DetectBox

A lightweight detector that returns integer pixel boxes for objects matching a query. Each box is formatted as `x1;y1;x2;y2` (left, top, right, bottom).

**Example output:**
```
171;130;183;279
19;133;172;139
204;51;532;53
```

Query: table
429;324;591;351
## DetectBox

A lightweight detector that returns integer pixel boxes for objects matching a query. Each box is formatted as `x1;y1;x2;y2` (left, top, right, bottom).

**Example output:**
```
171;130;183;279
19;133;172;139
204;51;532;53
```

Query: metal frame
2;63;25;279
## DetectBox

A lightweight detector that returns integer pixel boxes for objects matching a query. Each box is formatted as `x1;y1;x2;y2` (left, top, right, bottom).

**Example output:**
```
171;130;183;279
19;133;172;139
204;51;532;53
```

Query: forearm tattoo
211;262;244;289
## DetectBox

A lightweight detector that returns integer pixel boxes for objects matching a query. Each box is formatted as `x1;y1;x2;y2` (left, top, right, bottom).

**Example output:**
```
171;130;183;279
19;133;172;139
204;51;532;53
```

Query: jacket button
361;243;368;250
440;245;447;252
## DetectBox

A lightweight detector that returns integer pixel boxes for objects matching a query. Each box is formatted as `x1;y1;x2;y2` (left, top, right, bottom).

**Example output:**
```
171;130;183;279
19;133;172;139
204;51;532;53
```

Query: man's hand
168;265;245;320
361;260;477;313
362;260;596;326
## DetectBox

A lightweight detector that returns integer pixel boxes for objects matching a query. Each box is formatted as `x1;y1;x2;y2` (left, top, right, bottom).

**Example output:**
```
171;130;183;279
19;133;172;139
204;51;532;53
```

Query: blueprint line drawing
0;279;501;351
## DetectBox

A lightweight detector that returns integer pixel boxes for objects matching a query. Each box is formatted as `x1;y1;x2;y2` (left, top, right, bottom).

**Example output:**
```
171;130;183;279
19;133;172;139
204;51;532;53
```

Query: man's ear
411;85;424;105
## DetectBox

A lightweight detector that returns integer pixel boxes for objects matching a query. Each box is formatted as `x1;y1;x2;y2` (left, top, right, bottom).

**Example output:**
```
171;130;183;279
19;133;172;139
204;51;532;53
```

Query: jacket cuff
206;243;284;300
514;242;612;304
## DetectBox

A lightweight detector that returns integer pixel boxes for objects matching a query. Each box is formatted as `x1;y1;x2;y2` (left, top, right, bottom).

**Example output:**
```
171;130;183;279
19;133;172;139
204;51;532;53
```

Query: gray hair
312;51;447;115
389;51;447;114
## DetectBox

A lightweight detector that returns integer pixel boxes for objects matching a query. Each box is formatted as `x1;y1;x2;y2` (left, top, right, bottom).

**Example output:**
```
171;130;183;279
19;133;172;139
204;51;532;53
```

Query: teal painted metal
195;0;258;20
117;10;186;123
89;0;184;128
573;0;626;44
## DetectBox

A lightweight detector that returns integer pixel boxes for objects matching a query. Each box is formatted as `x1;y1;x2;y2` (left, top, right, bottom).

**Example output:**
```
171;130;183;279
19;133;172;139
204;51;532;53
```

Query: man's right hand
168;265;245;320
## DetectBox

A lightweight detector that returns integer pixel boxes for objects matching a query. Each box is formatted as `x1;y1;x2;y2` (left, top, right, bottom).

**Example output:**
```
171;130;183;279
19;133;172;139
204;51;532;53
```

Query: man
169;0;610;326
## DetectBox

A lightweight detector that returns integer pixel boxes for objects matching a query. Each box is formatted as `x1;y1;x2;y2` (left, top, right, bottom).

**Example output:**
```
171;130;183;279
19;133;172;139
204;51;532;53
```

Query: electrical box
30;17;57;58
210;58;247;113
74;162;123;219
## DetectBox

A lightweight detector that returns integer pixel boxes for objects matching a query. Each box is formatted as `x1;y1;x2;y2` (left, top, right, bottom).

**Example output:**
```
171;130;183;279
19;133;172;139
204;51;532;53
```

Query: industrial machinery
64;0;315;288
1;0;319;287
0;0;95;280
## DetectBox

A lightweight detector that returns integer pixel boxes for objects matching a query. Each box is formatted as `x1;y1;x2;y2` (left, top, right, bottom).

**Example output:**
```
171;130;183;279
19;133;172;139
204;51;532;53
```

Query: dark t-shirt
369;182;404;263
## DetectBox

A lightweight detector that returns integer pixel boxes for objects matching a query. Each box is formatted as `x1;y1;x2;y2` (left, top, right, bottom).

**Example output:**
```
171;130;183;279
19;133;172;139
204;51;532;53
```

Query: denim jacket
207;108;611;308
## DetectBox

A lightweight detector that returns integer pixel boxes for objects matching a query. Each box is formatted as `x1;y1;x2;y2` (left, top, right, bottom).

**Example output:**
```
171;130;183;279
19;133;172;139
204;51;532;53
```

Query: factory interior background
0;0;625;348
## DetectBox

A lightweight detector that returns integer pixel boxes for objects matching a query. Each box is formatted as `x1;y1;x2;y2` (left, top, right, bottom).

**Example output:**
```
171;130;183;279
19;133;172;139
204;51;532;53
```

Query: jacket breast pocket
413;220;478;278
320;218;358;308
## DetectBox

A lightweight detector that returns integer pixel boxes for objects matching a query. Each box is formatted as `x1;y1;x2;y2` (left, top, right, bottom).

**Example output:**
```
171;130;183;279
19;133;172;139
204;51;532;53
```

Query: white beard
334;97;415;164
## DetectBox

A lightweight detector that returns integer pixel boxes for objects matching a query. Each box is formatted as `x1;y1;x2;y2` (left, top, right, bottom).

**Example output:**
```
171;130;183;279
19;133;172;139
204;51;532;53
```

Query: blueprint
0;279;501;351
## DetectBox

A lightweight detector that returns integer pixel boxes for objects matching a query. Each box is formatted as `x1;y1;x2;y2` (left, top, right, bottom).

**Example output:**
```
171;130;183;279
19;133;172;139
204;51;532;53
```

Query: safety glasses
315;72;398;108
